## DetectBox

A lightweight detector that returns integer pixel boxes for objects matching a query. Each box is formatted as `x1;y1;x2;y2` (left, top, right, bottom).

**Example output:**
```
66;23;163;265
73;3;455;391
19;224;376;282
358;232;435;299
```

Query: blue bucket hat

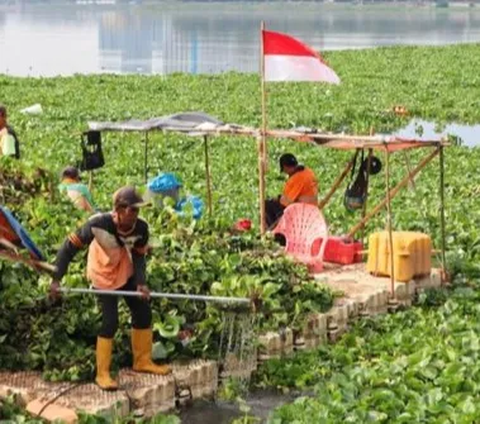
148;173;183;194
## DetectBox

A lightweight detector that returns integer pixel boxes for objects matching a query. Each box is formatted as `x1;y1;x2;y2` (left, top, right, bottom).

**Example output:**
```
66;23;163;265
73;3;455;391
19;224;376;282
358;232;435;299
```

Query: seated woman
58;166;96;213
265;153;319;230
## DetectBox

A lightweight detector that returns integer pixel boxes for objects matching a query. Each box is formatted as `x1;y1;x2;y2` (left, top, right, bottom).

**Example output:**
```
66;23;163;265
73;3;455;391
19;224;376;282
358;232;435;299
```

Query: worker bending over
58;166;96;213
50;186;171;391
265;153;319;229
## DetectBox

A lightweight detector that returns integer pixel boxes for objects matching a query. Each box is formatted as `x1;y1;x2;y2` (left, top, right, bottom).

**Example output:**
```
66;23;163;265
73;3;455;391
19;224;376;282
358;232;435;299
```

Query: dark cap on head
61;166;80;180
279;153;298;172
113;186;146;209
0;105;6;117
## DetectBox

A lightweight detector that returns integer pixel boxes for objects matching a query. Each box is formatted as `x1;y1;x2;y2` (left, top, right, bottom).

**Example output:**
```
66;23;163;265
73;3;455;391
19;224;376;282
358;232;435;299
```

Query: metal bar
347;148;440;238
204;135;213;216
59;287;251;305
384;147;396;299
439;145;447;284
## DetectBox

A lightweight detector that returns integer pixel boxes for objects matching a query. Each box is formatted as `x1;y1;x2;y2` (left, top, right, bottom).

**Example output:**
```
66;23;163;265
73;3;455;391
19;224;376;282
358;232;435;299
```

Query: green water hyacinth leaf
152;342;168;360
154;316;181;339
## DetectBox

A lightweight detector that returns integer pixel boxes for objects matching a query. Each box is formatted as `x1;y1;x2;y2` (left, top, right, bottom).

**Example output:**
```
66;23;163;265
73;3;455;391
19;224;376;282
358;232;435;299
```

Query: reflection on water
1;3;480;76
394;119;480;147
178;389;302;424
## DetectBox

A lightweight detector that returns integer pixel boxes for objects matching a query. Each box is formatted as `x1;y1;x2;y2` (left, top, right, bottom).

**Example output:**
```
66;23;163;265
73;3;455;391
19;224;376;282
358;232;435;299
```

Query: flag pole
259;20;267;235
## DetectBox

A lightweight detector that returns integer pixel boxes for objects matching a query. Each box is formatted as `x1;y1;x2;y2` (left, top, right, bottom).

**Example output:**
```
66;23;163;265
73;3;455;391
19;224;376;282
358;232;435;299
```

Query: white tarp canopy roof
87;112;247;135
87;111;446;151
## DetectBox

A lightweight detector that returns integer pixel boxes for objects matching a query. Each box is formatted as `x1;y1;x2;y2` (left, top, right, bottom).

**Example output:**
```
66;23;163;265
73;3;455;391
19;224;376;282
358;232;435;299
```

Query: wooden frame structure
85;122;448;298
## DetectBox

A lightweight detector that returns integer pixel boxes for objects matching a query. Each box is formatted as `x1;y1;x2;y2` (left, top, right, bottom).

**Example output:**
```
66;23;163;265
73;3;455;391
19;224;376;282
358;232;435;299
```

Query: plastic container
313;236;363;265
367;231;432;282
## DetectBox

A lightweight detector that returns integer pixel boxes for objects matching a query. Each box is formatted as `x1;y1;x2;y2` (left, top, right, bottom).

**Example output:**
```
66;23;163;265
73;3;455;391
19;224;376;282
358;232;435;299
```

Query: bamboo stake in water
439;145;447;284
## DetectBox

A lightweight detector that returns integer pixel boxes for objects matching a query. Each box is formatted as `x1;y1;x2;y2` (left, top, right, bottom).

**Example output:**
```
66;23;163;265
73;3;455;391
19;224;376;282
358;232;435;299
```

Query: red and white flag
262;30;340;84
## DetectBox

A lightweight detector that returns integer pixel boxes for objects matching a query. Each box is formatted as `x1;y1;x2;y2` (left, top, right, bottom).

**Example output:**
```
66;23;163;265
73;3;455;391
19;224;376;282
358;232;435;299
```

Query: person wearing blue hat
147;173;203;220
147;172;182;205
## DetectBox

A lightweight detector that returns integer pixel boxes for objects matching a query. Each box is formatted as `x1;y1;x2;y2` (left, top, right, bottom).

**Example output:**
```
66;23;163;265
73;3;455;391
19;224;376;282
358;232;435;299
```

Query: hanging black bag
80;131;105;171
344;149;368;212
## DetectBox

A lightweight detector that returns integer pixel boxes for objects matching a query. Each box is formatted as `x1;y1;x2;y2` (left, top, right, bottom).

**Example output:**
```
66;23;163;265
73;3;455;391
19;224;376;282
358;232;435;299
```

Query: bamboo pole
144;131;149;184
88;171;93;192
384;146;396;299
439;145;447;284
0;249;56;274
204;135;213;217
257;135;266;234
318;159;354;210
259;20;267;234
347;147;440;238
361;148;373;243
403;150;416;189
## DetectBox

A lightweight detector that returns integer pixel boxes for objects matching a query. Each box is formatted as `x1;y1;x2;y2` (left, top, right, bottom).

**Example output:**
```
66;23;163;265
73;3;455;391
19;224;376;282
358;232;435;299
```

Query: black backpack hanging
344;149;368;212
80;131;105;171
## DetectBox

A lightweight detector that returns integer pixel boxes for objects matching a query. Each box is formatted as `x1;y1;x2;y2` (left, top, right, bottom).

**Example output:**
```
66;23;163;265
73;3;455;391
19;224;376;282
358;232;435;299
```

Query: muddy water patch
178;389;306;424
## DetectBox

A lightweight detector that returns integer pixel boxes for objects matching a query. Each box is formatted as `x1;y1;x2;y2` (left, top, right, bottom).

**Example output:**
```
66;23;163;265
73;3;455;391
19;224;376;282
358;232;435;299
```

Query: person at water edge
265;153;319;230
0;105;21;159
50;186;171;390
58;166;97;213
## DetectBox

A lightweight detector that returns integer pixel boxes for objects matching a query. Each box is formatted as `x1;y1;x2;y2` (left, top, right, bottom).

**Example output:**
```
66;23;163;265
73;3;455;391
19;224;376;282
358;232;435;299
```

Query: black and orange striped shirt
54;213;149;289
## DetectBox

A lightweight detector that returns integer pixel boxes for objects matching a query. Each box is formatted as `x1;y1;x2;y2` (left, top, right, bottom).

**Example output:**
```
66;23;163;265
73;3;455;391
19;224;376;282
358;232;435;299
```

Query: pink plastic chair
273;203;328;273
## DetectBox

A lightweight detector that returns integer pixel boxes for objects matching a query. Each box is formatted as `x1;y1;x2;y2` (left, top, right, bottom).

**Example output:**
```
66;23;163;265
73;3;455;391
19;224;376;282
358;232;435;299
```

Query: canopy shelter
87;112;256;217
85;112;448;297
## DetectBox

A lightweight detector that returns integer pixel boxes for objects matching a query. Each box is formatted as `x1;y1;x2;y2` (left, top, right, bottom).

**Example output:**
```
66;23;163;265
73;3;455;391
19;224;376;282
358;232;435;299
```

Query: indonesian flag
262;30;340;84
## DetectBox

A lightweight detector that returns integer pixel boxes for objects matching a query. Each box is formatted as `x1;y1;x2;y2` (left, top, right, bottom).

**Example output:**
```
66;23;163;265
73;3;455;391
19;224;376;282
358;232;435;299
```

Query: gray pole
59;287;251;305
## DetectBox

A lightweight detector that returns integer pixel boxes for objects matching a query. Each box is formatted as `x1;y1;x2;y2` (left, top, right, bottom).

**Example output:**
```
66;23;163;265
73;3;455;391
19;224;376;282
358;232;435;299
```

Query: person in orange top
50;186;171;391
265;153;319;229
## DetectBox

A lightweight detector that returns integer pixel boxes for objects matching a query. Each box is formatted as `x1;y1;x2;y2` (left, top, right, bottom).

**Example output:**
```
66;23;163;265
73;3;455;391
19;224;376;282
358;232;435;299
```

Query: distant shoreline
0;0;478;10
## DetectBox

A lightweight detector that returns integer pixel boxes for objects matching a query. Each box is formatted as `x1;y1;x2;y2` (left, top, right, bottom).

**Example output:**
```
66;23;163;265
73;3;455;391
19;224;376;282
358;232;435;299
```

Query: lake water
394;119;480;148
1;2;480;77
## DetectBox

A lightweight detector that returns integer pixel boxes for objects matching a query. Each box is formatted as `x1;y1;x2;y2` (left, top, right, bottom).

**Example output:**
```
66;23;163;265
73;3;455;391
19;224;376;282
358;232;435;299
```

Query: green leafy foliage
265;283;480;422
1;44;480;404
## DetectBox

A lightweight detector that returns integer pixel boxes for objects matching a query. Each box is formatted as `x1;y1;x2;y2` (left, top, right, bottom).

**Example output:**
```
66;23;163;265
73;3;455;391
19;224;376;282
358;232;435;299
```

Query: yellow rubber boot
131;329;172;375
95;337;118;391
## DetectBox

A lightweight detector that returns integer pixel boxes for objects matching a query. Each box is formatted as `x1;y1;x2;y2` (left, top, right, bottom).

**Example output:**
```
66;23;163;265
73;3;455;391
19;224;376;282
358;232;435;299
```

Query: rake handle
59;287;251;305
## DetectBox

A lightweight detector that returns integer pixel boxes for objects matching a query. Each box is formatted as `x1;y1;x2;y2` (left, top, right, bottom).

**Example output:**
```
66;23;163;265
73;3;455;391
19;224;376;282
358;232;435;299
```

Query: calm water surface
1;2;480;76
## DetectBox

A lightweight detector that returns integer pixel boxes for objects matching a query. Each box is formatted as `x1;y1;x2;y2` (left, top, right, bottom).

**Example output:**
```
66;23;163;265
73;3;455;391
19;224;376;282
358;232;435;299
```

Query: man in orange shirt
265;153;319;229
50;186;171;390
